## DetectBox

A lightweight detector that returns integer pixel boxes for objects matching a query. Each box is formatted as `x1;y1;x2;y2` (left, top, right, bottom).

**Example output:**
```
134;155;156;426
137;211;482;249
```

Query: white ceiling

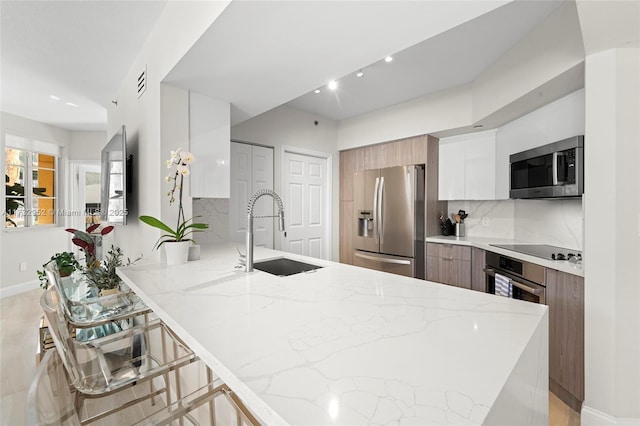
0;1;167;131
1;0;573;132
165;0;564;125
286;1;563;121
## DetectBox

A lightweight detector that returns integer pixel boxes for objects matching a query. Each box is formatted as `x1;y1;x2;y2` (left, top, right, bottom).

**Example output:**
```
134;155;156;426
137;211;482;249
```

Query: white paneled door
282;151;328;259
229;142;274;248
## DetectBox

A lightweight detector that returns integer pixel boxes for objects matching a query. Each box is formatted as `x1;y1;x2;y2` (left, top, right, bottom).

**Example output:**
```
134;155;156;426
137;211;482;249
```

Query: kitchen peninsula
117;244;549;425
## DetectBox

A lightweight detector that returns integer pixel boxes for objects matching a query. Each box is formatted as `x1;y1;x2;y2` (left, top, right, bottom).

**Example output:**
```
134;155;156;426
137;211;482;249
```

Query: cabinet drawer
426;243;471;261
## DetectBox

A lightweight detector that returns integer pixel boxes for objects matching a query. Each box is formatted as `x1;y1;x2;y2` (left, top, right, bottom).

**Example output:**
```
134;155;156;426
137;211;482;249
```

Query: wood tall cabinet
546;268;585;412
426;243;472;289
338;149;360;265
339;135;442;265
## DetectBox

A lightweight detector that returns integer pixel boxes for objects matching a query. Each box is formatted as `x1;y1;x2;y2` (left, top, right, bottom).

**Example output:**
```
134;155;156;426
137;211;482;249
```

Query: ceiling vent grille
137;66;147;98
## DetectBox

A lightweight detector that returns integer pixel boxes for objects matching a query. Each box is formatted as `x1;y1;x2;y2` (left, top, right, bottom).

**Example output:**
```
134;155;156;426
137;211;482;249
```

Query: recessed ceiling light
314;89;320;94
49;95;61;101
65;102;79;108
356;70;364;78
328;80;338;91
384;56;393;63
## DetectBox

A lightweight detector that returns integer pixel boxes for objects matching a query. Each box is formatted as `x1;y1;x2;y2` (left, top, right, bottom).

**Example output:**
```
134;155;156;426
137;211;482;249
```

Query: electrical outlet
19;261;27;272
481;216;490;227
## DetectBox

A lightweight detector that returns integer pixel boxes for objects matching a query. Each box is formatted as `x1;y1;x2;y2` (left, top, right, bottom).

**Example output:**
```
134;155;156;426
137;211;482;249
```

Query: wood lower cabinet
471;247;486;292
339;201;354;264
546;268;584;412
426;243;471;289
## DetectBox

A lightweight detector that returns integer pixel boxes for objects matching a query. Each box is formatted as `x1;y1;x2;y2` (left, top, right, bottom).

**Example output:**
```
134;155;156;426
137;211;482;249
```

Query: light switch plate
481;216;490;227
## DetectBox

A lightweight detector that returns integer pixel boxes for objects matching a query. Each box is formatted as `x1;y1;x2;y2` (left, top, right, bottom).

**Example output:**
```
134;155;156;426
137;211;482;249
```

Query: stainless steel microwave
510;135;584;199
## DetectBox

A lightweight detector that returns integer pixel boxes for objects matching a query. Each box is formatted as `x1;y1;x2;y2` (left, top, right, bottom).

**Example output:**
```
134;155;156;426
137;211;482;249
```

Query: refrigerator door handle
378;176;385;244
354;251;411;265
373;177;380;244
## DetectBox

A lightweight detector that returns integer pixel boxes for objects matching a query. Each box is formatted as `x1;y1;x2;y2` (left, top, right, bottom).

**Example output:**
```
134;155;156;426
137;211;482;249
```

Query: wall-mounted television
100;125;131;225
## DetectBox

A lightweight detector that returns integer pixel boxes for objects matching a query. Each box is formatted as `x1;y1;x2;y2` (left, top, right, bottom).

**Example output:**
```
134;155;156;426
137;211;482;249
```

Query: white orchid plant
140;148;208;249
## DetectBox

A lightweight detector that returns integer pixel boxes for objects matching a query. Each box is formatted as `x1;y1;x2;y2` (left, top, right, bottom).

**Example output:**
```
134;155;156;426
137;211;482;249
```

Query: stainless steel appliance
510;135;584;199
490;243;582;262
353;165;425;278
484;251;546;304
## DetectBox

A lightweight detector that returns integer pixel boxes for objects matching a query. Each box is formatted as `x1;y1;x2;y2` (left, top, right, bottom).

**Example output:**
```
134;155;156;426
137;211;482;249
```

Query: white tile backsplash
513;199;583;250
447;200;515;239
192;198;229;244
446;198;583;250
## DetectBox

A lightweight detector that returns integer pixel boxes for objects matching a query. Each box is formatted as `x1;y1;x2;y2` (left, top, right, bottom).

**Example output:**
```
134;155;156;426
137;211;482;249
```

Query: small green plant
37;252;80;289
139;215;208;249
83;245;141;291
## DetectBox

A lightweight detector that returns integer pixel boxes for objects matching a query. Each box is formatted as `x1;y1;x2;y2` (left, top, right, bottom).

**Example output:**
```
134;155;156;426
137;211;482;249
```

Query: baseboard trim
582;405;640;426
0;280;40;299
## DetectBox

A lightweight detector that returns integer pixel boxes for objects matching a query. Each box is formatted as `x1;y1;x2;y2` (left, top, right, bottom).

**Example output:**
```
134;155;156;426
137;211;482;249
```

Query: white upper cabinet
438;129;497;200
189;91;231;198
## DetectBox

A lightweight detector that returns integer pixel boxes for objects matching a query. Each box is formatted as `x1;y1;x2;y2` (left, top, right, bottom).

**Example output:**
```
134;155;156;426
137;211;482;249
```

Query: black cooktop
490;244;582;261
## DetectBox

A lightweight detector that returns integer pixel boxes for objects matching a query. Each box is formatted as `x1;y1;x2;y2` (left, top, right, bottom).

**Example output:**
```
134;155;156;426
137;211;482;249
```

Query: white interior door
229;142;274;248
282;150;328;259
71;163;101;231
69;162;103;258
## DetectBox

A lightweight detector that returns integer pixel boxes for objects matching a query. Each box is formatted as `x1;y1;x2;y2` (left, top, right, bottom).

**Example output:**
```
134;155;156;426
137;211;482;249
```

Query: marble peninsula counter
117;244;548;425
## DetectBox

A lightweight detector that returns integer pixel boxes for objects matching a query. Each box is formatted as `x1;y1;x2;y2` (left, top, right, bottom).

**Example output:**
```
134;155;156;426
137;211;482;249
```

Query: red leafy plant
65;224;114;268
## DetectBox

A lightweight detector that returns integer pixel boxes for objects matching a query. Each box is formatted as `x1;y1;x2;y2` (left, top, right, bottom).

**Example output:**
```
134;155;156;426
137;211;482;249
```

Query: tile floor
1;289;581;425
0;288;42;425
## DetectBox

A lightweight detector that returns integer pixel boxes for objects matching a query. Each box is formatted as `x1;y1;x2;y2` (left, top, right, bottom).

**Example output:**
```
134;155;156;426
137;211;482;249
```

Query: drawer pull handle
354;252;411;265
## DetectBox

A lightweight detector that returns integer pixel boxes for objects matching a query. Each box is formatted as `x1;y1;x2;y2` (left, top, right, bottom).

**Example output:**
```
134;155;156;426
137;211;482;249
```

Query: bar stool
39;287;197;424
28;348;258;425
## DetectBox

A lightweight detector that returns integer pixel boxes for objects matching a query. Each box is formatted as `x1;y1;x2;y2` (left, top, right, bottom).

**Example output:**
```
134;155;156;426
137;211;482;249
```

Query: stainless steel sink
253;257;322;277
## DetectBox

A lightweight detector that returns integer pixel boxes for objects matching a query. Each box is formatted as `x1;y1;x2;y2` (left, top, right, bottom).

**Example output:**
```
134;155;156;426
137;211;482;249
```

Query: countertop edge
117;267;290;426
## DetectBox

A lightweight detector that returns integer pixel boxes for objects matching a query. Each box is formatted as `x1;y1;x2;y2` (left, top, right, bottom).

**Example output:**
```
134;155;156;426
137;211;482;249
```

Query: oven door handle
483;268;544;295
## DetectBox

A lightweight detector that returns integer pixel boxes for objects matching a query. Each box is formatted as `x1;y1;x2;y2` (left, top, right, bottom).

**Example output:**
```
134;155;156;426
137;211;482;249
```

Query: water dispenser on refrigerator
357;210;373;237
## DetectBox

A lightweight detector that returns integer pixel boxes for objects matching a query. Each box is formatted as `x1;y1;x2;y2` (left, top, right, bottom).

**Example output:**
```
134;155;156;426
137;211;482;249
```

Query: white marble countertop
118;244;548;425
425;235;584;277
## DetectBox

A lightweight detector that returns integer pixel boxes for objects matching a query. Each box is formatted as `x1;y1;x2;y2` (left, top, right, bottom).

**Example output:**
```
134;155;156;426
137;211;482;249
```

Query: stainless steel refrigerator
353;165;425;278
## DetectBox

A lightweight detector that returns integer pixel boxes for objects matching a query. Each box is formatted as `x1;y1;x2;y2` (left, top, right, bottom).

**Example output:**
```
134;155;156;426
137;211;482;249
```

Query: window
5;138;58;228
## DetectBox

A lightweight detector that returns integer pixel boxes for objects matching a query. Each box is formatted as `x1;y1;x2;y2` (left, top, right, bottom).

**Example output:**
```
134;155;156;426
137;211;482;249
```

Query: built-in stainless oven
484;252;546;304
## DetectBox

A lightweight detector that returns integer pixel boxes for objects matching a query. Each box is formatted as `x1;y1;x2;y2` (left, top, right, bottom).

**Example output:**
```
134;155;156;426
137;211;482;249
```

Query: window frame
5;137;60;230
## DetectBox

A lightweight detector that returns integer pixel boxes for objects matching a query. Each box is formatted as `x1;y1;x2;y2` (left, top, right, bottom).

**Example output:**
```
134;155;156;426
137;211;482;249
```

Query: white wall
471;2;584;122
230;104;339;260
582;48;640;424
69;131;106;161
106;1;230;262
158;84;192;262
0;112;71;293
337;84;473;150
